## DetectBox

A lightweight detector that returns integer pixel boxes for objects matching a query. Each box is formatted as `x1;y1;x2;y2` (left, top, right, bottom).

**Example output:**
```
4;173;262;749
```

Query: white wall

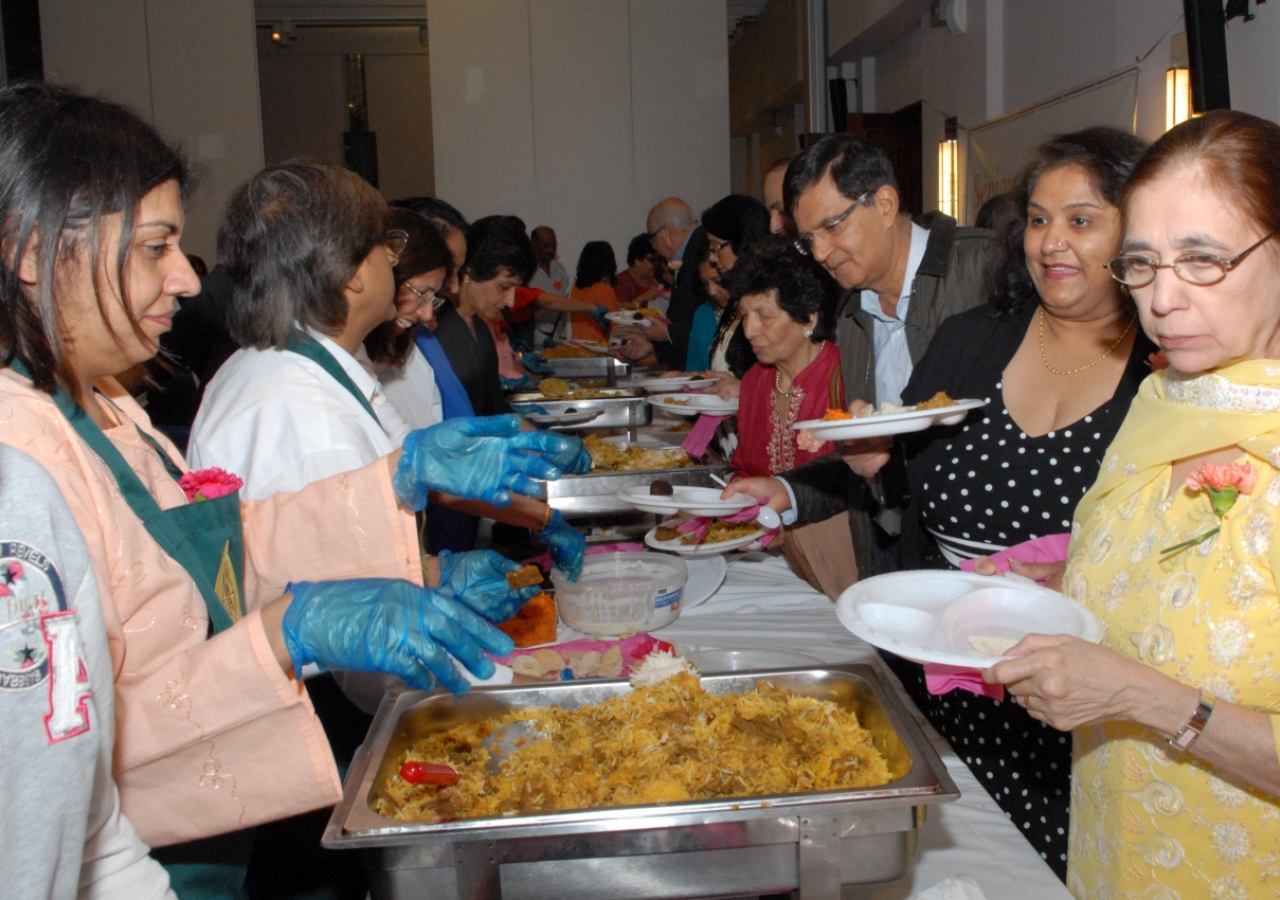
41;0;265;263
427;0;729;275
1227;3;1280;125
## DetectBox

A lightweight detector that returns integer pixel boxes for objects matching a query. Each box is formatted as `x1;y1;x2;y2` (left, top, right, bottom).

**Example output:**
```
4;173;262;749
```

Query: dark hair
463;215;536;284
974;192;1018;231
701;194;771;258
390;196;469;235
575;241;617;289
986;127;1148;318
364;208;456;366
220;160;387;350
783;134;898;218
1122;110;1280;249
721;235;839;342
626;232;655;266
0;82;193;401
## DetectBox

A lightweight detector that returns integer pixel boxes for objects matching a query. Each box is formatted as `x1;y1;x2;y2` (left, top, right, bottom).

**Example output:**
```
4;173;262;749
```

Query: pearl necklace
1038;308;1134;376
775;342;826;395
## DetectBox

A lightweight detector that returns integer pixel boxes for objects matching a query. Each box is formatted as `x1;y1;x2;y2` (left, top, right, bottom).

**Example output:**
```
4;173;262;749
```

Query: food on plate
967;634;1019;656
655;522;681;542
649;479;675;496
505;564;544;589
821;408;854;421
915;390;956;410
537;377;572;398
376;662;891;821
495;590;558;648
541;344;596;359
682;519;759;546
666;420;693;432
664;398;690;406
584;434;690;472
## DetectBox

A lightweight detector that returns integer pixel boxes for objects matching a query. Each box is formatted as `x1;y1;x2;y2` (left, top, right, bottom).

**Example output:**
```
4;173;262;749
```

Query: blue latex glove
282;579;514;695
546;434;592;474
436;549;539;622
509;338;535;355
500;373;535;392
592;304;611;333
513;403;549;416
521;352;554;375
540;510;586;581
394;414;573;511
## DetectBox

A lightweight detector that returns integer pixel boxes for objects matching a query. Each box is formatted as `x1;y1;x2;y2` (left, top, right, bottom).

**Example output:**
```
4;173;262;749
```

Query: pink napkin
957;533;1071;581
923;663;1006;700
681;414;727;457
676;502;779;550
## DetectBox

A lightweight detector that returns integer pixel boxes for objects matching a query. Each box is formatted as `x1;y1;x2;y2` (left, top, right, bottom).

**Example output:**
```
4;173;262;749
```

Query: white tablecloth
660;553;1074;900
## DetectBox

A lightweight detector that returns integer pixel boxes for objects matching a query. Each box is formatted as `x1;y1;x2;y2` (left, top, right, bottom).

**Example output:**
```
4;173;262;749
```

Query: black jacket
654;226;706;370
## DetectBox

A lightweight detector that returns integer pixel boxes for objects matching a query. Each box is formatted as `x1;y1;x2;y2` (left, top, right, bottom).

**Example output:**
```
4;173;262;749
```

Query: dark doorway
848;101;923;216
1;0;43;82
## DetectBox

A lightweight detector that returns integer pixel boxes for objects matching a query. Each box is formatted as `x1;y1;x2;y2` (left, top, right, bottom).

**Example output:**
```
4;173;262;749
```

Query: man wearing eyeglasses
737;134;992;576
617;198;707;369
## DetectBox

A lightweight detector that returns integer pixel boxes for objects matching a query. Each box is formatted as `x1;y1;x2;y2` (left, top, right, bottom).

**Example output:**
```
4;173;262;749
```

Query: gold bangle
537;503;555;533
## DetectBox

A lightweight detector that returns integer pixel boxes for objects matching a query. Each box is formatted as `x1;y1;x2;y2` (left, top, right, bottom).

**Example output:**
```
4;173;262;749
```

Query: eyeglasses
708;238;731;255
1106;232;1276;288
648;223;668;240
794;192;872;256
383;229;409;258
403;281;445;311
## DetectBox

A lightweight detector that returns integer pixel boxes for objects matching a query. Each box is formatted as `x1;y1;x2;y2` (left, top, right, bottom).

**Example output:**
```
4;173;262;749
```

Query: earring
804;329;814;339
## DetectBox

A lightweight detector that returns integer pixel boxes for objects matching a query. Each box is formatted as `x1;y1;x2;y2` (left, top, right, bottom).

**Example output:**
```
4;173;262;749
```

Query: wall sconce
1165;67;1192;131
938;119;959;218
270;20;295;47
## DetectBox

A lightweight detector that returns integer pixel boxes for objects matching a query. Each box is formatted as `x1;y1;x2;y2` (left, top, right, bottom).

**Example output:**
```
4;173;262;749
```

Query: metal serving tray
509;389;651;438
542;357;631;385
538;451;732;518
324;664;959;900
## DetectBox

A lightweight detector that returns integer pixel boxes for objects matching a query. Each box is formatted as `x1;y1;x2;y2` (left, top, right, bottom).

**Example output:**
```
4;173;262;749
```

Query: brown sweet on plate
495;590;558;649
655;523;680;541
649;479;674;496
505;564;544;589
915;390;956;410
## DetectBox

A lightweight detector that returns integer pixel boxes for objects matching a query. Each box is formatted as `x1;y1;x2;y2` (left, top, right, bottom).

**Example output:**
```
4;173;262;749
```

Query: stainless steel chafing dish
542;356;631;385
509;388;651;438
538;449;732;518
323;664;959;899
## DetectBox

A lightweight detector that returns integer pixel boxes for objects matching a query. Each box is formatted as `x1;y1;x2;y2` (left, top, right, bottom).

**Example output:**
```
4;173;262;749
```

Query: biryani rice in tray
376;654;892;822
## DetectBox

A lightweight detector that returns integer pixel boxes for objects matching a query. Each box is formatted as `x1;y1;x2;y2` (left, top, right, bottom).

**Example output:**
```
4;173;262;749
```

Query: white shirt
189;330;410;502
365;343;443;432
532;260;572;342
859;222;929;407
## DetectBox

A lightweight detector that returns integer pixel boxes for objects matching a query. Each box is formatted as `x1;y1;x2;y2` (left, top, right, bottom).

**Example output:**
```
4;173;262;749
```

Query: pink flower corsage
178;467;244;503
1162;462;1256;554
1145;349;1170;370
796;429;824;453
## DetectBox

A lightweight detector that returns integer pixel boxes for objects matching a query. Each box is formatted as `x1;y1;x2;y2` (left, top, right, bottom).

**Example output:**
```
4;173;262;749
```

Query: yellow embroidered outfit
1064;360;1280;899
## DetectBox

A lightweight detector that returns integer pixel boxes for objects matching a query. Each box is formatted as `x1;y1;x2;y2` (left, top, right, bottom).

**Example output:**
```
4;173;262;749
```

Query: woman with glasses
986;110;1280;899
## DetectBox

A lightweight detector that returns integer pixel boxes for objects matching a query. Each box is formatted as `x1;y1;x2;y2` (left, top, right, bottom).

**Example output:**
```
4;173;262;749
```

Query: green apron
11;361;251;899
286;331;381;426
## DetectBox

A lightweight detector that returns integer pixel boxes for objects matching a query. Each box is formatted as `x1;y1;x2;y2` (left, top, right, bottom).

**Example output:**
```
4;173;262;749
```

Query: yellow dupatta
1073;359;1280;532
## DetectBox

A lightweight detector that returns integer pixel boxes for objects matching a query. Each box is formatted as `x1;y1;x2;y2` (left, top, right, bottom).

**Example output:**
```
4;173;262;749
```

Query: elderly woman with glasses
982;111;1280;898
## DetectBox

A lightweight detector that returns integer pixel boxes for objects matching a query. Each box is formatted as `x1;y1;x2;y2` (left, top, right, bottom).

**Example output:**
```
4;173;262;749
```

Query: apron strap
285;331;381;426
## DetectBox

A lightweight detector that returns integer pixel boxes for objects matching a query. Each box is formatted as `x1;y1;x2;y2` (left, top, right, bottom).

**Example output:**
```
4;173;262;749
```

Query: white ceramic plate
792;399;986;441
624;375;719;392
648;393;740;415
521;408;603;426
681;555;728;609
644;524;768;556
835;570;1102;668
617;485;756;516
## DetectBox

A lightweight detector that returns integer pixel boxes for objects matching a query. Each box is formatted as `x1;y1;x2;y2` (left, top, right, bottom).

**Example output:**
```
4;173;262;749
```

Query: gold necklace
1038;308;1134;376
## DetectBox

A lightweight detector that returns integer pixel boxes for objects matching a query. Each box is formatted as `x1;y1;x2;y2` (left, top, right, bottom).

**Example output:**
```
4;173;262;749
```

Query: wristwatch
1169;689;1216;750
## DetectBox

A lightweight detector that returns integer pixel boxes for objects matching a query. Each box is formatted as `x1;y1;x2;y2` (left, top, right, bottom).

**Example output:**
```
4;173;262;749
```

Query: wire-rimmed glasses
794;192;872;256
1106;232;1276;288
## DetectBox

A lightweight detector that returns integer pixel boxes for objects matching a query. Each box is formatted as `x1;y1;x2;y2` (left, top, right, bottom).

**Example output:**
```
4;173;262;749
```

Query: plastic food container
551;552;688;635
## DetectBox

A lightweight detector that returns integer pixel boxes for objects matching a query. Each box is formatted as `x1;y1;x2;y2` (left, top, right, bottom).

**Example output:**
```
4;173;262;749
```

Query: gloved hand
282;579;515;695
500;373;535;392
592;304;612;334
521;352;554;376
546;434;592;474
539;510;586;581
394;414;573;510
509;338;535;355
436;549;539;622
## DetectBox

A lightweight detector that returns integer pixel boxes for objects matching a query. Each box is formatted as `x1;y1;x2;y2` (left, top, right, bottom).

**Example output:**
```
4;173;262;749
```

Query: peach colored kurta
0;369;421;847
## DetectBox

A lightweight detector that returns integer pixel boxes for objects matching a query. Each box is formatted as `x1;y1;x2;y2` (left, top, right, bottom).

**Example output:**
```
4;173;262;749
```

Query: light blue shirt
859;222;929;407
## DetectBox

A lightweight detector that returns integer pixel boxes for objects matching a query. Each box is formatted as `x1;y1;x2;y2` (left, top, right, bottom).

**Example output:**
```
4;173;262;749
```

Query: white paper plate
644;524;768;556
792;399;986;441
648;393;740;415
521;408;603;426
835;570;1102;668
624;375;719;392
681;555;728;609
563;340;612;355
606;312;661;326
617;485;756;516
